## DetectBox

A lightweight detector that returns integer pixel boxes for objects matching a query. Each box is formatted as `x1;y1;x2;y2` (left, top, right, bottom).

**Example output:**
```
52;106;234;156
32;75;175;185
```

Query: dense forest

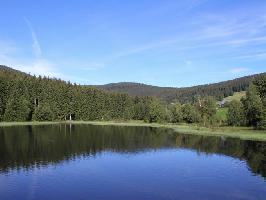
0;65;265;129
95;73;265;103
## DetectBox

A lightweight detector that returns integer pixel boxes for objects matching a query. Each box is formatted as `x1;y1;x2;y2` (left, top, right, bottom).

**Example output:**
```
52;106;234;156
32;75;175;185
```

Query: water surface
0;124;266;200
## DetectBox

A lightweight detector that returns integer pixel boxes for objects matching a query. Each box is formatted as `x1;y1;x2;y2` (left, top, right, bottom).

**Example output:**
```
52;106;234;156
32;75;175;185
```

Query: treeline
0;65;136;121
0;65;265;129
0;65;220;125
227;75;266;129
0;65;173;122
96;73;265;103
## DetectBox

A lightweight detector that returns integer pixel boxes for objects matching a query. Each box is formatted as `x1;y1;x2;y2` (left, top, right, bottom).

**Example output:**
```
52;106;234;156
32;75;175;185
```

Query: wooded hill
94;73;266;103
0;65;138;121
0;65;265;129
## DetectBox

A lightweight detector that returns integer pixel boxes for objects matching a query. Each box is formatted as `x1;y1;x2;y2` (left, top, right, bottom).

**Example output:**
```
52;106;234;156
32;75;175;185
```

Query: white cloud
229;67;249;74
16;59;60;77
233;52;266;60
24;17;42;58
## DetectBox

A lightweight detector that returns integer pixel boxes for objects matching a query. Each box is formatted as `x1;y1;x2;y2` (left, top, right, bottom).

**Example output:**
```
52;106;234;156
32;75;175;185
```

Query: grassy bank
0;120;266;141
0;121;60;127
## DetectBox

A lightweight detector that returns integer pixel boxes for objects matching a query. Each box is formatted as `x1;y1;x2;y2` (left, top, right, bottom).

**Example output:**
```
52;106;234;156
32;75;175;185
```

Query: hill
0;65;137;122
94;73;265;103
1;65;264;104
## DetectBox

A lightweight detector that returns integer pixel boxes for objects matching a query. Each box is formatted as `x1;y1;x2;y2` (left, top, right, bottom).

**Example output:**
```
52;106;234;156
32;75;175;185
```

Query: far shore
0;120;266;142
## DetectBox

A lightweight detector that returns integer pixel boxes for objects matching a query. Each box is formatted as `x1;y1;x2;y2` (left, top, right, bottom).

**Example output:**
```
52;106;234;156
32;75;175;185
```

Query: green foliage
169;103;183;123
227;100;245;126
196;96;217;126
97;73;265;103
133;97;150;120
242;85;264;129
181;104;199;123
3;96;30;122
0;66;139;122
33;103;55;121
147;98;165;123
223;91;246;102
253;74;266;101
0;65;265;130
252;75;266;130
253;75;266;108
215;107;228;124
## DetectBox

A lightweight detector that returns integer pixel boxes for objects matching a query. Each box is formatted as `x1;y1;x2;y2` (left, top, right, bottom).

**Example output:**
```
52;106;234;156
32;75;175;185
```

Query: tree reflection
0;124;265;178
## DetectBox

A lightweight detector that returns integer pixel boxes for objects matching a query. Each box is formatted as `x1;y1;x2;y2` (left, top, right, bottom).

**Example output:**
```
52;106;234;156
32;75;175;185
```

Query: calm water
0;124;266;200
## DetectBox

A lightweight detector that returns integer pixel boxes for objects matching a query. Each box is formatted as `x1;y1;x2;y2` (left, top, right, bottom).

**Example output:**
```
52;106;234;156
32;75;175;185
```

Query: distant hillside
1;65;264;103
0;65;27;75
94;73;266;103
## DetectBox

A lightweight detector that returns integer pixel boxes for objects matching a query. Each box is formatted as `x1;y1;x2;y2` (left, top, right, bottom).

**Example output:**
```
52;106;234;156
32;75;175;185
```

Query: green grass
71;121;266;141
0;121;60;127
224;91;246;102
0;120;266;141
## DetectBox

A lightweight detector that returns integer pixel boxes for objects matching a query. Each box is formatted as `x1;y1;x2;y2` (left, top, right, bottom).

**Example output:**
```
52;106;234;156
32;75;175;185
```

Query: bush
181;104;200;123
227;100;245;126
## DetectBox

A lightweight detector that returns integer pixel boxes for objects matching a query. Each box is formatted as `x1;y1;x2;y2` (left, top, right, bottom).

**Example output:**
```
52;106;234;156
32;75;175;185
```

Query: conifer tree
242;85;264;128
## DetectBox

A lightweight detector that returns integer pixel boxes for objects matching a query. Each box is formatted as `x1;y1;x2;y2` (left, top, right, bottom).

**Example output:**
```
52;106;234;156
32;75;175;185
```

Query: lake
0;124;266;200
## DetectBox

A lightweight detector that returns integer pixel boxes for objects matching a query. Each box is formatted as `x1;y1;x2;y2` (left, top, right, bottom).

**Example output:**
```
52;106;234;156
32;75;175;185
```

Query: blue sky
0;0;266;87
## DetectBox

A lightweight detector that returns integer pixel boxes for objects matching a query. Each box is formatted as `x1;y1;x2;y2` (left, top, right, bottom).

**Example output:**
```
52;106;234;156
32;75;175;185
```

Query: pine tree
242;85;264;128
3;96;30;121
147;98;165;123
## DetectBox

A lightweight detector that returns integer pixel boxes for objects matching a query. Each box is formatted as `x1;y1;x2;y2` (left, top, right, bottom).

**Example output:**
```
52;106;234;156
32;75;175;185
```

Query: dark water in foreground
0;125;266;200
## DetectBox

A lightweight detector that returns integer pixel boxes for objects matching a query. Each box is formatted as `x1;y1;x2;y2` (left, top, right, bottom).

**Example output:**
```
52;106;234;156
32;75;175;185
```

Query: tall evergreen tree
242;85;264;129
147;98;165;123
3;96;31;121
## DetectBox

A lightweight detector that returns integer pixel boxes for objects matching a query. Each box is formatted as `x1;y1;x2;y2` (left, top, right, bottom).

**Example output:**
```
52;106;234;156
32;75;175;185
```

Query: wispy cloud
233;52;266;61
24;17;42;58
0;54;86;83
229;67;249;74
0;18;62;80
17;59;60;77
106;7;266;61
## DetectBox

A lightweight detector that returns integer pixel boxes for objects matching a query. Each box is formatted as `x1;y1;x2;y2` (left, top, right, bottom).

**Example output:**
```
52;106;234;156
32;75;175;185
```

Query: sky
0;0;266;87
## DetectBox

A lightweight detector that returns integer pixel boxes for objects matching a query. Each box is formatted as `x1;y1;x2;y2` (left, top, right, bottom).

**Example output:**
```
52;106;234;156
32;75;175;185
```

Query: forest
95;73;265;103
0;65;265;129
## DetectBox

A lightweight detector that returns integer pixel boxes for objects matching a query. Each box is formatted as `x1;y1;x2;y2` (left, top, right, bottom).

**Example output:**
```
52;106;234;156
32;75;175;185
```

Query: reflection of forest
0;124;265;178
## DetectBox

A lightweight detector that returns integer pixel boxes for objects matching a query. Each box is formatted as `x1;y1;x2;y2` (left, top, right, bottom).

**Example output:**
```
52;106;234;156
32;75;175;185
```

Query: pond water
0;124;266;200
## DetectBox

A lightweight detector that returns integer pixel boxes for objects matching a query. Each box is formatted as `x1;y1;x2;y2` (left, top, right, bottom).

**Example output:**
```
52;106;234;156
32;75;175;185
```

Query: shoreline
0;120;266;141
